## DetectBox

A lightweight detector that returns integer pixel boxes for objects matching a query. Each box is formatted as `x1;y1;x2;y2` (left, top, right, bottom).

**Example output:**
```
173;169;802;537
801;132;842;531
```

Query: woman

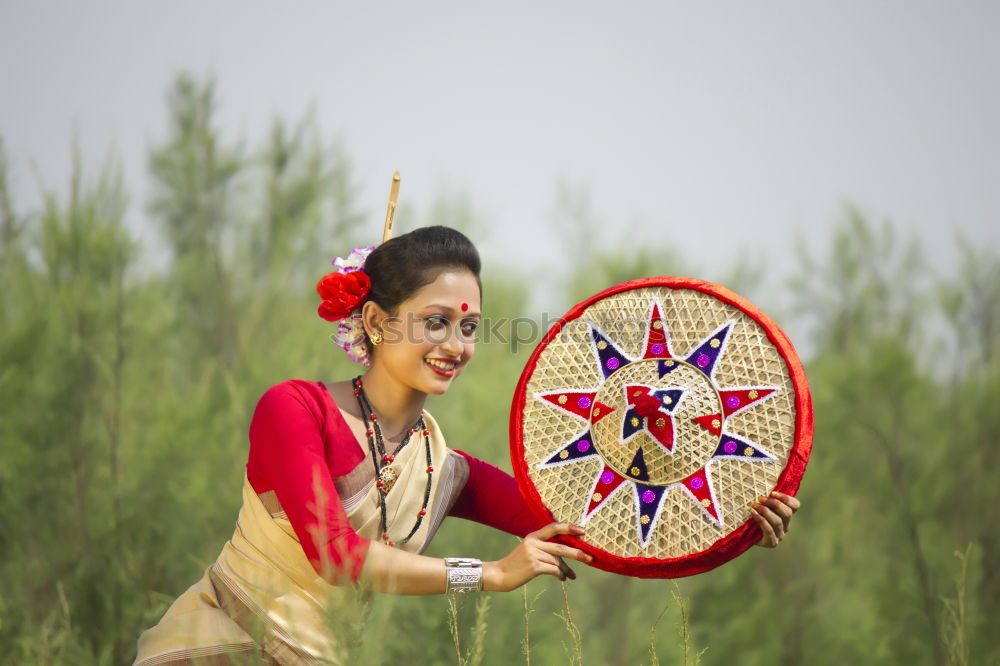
135;226;799;664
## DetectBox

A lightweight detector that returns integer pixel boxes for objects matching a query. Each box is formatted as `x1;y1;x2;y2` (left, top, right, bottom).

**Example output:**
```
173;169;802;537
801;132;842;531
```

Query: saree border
208;565;323;666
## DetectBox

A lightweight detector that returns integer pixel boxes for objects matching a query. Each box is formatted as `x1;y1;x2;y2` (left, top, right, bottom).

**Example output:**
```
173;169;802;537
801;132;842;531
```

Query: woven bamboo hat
510;277;813;578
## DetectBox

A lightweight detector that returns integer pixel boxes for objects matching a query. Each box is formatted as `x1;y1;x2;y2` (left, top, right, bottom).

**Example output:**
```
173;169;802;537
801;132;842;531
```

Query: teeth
426;359;456;370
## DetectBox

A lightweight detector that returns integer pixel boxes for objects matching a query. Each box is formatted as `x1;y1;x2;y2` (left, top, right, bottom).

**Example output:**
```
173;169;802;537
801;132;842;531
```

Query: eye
461;321;479;337
425;315;448;331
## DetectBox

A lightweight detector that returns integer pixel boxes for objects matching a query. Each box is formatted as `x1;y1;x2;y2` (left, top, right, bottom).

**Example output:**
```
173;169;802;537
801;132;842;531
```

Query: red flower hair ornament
316;270;371;321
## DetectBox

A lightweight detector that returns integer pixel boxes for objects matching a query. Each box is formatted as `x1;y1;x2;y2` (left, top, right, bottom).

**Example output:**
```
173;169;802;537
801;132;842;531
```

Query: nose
439;325;465;357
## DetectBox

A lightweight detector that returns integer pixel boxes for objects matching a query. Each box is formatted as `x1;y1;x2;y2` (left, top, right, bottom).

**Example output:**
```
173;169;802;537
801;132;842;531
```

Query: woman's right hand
484;523;593;592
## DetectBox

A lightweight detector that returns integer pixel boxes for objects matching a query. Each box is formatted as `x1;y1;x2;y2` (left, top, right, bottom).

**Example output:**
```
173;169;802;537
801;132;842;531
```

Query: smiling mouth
425;358;458;376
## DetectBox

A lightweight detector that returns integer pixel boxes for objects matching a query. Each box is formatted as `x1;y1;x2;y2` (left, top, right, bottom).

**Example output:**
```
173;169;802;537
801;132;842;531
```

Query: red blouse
246;380;542;582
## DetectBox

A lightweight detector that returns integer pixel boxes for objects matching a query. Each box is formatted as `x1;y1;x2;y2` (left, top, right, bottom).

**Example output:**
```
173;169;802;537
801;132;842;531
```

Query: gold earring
370;330;384;345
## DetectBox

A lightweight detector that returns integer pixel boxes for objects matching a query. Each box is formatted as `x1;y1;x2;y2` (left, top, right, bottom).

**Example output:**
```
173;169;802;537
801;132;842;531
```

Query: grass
942;545;972;666
521;584;545;665
448;593;492;666
443;577;710;666
556;580;584;666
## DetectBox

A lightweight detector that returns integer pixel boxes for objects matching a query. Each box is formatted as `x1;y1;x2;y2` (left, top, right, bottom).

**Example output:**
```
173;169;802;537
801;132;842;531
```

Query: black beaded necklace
352;376;434;547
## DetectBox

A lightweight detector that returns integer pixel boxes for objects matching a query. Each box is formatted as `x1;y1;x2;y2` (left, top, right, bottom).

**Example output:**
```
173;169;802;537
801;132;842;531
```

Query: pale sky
2;1;998;318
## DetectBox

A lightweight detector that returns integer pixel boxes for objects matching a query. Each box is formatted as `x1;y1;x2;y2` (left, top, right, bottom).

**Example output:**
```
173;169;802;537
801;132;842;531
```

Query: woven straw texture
519;286;796;560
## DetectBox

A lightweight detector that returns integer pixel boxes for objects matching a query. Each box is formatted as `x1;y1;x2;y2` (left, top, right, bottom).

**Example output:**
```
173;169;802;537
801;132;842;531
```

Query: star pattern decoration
534;300;781;547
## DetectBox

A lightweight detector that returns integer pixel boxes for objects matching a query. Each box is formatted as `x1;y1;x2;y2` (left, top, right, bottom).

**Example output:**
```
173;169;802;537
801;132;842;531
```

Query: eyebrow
423;304;481;317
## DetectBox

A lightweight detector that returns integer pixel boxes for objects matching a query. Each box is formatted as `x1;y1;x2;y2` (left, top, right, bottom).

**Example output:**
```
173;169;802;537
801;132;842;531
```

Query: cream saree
134;411;460;665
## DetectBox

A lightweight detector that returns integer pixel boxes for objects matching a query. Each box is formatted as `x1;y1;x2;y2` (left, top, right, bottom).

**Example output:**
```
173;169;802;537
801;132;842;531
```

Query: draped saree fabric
134;411;454;665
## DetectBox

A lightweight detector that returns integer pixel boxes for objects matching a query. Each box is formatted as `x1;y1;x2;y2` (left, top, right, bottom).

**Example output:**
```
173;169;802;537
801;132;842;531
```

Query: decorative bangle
444;557;483;594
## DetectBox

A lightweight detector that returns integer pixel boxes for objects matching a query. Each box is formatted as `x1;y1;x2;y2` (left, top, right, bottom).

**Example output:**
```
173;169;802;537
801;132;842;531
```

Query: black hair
362;225;482;355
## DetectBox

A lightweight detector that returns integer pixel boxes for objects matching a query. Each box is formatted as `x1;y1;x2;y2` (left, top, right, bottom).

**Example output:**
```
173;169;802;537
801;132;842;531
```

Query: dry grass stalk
448;595;464;665
557;579;584;666
942;545;972;666
671;582;707;666
646;594;672;666
521;584;545;666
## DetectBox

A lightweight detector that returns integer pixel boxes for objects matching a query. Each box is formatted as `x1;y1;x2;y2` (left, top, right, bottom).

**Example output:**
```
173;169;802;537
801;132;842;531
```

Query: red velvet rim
509;277;813;578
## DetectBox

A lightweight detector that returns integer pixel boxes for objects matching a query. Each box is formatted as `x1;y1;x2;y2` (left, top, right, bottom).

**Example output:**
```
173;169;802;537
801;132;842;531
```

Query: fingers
519;522;590;585
528;522;585;541
538;556;575;582
557;558;576;581
537;541;593;564
556;559;576;580
758;494;794;534
769;490;801;511
750;505;779;547
764;504;784;534
536;561;564;581
751;491;801;548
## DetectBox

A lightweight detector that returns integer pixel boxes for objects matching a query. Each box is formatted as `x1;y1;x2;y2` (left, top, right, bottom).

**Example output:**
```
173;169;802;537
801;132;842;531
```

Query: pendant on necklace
378;466;399;494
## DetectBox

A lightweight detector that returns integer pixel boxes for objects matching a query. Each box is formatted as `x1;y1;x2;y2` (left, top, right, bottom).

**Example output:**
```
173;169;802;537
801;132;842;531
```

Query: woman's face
372;269;481;396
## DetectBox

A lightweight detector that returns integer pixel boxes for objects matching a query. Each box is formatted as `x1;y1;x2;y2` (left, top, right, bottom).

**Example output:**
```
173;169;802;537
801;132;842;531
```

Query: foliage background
1;76;998;665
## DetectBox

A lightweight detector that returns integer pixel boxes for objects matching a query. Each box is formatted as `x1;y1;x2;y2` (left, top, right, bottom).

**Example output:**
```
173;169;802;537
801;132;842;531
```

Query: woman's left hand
751;491;801;548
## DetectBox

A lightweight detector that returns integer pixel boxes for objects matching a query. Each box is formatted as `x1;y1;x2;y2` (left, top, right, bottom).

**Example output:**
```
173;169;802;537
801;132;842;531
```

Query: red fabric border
509;277;814;578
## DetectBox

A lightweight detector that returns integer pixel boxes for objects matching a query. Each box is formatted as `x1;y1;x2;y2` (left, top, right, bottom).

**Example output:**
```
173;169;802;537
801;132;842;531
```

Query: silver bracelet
444;557;483;594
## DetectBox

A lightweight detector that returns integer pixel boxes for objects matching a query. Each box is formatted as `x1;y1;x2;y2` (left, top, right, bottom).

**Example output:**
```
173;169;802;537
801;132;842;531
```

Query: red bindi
461;303;469;312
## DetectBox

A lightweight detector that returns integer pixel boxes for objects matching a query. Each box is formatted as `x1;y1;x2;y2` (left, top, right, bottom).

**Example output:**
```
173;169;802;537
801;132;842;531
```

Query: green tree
148;74;242;370
0;142;137;662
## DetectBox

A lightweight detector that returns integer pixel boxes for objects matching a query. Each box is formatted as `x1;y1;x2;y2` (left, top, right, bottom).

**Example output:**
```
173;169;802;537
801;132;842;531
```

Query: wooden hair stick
382;171;400;243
